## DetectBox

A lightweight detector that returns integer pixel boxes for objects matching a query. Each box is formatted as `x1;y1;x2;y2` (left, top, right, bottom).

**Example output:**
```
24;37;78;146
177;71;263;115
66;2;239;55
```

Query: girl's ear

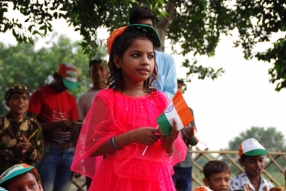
113;55;121;69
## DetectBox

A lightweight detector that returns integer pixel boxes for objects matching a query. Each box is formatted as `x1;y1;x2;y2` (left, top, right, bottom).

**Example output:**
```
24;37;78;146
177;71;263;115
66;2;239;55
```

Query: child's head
238;138;268;178
107;24;161;93
177;78;186;93
4;85;30;117
53;63;79;92
129;6;156;27
0;163;42;191
203;160;231;191
89;56;108;89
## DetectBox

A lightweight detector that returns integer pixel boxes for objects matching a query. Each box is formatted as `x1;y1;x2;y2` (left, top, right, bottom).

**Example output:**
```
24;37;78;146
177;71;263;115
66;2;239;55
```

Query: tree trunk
155;0;177;52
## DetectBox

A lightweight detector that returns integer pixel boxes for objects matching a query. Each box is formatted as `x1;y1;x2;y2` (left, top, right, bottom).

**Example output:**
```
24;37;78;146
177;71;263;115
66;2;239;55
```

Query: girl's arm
91;127;160;156
160;120;179;155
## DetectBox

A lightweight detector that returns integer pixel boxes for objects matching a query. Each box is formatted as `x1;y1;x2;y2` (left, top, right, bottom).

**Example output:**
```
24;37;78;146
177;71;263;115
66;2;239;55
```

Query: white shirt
76;88;100;119
230;172;274;191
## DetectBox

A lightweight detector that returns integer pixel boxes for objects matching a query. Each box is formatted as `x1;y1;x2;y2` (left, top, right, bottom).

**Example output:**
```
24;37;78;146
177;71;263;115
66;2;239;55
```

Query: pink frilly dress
71;89;187;191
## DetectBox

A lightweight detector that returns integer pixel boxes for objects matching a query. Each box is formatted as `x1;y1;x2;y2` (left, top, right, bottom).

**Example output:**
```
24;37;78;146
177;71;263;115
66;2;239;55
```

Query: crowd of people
0;6;283;191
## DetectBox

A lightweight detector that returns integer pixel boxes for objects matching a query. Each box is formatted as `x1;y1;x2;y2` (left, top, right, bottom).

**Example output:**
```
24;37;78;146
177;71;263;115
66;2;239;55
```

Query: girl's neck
122;81;147;97
122;89;147;97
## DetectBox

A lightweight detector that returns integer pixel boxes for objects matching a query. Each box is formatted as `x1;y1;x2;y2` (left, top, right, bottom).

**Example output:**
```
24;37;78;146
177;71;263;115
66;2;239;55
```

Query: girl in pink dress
71;24;187;191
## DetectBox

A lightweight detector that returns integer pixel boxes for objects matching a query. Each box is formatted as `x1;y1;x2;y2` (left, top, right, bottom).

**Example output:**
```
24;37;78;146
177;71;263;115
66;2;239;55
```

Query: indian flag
157;91;194;136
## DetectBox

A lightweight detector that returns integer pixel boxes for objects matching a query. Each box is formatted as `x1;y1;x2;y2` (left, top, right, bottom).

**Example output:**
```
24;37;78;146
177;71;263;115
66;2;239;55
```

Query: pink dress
71;89;187;191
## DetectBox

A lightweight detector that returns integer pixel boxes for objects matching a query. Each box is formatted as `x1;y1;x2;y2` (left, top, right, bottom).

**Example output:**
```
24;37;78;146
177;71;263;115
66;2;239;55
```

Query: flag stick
142;125;159;156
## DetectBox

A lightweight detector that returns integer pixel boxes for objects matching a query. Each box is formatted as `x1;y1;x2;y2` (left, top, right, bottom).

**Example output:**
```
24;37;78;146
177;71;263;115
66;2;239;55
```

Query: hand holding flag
157;91;194;136
142;91;194;155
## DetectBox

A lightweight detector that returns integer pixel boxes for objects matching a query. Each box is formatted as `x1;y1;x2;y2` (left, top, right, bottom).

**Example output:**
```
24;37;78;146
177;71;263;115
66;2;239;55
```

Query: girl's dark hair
108;26;158;93
203;160;230;180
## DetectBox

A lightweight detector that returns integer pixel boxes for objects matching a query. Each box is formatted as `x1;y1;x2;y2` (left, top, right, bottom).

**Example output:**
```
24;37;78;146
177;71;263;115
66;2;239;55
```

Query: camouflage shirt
0;112;44;173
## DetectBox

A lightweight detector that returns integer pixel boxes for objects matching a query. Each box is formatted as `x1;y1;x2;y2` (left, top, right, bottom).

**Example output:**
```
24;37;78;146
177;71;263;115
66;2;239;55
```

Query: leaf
28;25;35;32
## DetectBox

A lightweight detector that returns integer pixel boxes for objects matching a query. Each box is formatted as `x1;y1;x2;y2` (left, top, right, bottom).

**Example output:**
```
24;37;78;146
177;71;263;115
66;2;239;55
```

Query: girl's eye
148;54;154;59
131;53;140;58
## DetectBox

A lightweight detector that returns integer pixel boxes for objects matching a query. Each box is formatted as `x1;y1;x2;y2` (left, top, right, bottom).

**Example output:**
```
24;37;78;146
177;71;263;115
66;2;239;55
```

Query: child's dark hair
240;154;263;161
108;26;158;93
240;154;248;161
129;7;156;26
203;160;230;180
0;168;41;189
89;58;102;68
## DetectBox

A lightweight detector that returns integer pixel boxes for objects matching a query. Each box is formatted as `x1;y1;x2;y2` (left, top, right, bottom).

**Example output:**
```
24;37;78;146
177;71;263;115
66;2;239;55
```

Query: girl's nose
140;55;149;65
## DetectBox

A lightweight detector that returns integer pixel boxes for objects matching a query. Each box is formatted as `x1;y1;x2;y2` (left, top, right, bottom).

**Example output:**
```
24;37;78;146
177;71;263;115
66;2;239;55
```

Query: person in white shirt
230;138;274;191
76;56;108;189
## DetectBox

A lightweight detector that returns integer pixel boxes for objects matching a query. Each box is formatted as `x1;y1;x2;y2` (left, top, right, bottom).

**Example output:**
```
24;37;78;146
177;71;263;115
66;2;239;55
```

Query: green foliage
228;127;286;152
256;39;286;91
0;0;231;82
2;0;286;90
233;0;286;91
0;34;98;114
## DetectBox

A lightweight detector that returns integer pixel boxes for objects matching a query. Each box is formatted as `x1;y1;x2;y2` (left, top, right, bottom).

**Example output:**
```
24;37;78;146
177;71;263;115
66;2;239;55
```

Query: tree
228;127;286;152
233;0;286;91
1;1;286;90
0;34;102;114
1;0;232;82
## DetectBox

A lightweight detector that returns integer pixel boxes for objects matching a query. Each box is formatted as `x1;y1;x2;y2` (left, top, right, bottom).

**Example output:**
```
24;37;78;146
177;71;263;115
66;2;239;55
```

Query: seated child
0;85;44;173
230;138;274;191
0;163;43;191
201;160;231;191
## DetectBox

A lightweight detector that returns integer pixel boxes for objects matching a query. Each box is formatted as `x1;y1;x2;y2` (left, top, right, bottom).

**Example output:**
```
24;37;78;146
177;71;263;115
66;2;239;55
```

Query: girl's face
114;37;155;85
6;173;43;191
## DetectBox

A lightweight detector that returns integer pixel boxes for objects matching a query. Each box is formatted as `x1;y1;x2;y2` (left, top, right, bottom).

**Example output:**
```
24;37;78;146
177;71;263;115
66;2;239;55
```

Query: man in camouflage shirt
0;85;43;173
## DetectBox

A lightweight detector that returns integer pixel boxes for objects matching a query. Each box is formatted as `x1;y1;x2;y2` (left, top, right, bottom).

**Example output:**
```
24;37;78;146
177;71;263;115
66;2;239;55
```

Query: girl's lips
137;69;149;75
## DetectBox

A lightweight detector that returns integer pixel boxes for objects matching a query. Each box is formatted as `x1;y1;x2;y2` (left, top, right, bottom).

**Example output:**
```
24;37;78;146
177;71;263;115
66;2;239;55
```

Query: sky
1;16;286;151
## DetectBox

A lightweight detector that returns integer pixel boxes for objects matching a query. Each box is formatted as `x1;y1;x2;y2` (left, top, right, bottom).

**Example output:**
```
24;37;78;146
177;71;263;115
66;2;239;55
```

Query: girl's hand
131;127;160;146
160;120;179;154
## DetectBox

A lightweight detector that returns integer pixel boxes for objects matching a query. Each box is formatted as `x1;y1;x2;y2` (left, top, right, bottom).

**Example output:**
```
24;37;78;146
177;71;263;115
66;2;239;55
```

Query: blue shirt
155;50;177;100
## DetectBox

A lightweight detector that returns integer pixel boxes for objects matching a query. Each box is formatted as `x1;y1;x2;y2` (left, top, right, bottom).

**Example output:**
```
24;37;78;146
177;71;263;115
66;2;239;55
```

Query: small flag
157;91;194;136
